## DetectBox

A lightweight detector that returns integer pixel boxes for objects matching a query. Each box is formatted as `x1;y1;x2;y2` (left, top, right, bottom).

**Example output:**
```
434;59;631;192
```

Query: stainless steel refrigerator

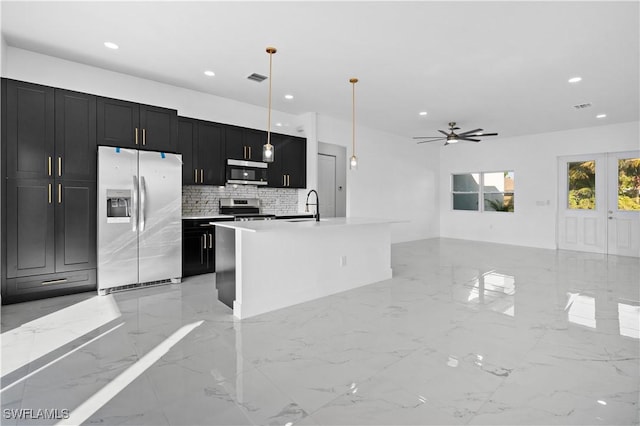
97;146;182;294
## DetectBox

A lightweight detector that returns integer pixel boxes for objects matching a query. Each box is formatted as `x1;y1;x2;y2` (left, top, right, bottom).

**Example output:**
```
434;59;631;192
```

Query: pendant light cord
267;48;274;146
350;78;358;157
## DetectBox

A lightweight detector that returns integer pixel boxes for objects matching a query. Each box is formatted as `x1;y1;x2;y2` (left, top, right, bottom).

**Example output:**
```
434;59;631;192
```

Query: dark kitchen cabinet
226;126;266;161
2;79;98;304
6;178;55;278
182;219;217;277
54;180;97;273
4;79;55;179
55;89;97;181
178;117;225;185
268;133;307;188
5;179;96;278
97;97;178;153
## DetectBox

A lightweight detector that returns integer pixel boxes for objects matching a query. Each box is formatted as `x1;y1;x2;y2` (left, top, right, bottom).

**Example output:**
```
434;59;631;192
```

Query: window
452;171;515;212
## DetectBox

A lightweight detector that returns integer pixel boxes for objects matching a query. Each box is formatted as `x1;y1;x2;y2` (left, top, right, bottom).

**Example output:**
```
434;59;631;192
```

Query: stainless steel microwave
226;159;268;185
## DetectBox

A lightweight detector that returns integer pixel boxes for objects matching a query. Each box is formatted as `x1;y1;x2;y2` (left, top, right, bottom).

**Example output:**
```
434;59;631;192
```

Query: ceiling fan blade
474;132;498;137
438;130;450;136
417;138;446;144
459;137;481;142
458;128;483;135
413;136;446;139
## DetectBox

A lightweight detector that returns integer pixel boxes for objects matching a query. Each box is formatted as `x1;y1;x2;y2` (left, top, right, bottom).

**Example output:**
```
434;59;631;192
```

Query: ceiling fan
414;122;498;146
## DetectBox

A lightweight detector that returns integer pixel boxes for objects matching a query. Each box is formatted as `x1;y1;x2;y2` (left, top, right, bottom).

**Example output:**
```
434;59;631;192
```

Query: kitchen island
213;218;394;319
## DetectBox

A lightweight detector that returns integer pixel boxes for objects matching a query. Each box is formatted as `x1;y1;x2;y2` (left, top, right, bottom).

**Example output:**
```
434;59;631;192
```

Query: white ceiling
2;1;638;141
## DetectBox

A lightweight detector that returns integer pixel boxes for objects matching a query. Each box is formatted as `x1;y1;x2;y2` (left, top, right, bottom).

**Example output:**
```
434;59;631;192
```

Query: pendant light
263;46;277;163
349;78;359;170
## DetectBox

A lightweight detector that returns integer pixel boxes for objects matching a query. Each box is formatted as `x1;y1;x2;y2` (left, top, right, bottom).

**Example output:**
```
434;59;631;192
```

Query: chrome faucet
305;189;320;222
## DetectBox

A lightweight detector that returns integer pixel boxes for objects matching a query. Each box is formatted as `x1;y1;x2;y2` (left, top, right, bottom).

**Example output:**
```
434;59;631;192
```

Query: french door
558;151;640;257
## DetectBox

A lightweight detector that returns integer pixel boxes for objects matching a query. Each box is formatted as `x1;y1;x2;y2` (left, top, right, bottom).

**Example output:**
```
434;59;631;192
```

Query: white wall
318;115;440;243
4;47;438;244
439;121;640;249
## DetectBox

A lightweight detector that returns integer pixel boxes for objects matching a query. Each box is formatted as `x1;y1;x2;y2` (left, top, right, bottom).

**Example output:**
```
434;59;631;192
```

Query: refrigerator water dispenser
106;189;131;223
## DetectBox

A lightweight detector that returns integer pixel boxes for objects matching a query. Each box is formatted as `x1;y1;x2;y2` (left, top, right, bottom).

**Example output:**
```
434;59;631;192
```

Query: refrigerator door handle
132;175;138;232
140;176;147;232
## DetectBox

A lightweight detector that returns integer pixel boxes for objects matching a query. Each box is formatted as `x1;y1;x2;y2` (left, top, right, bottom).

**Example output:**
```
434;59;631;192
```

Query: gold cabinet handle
58;157;62;177
48;183;52;204
58;183;62;204
194;169;198;183
248;146;252;159
135;128;139;145
200;169;204;183
41;278;67;286
288;175;291;187
283;175;286;186
48;156;52;176
209;233;213;249
142;128;146;146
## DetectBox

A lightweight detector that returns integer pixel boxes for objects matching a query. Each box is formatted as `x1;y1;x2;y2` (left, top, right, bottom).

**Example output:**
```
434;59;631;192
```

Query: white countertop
183;215;234;220
212;217;399;233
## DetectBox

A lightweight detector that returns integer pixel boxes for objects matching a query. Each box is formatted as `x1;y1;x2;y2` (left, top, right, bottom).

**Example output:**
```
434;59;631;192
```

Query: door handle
194;169;198;184
200;169;204;183
139;176;146;232
283;175;286;186
287;175;290;187
135;128;139;145
243;146;247;159
58;157;62;177
209;233;213;249
58;183;62;204
48;183;52;204
132;175;138;232
249;146;252;159
142;128;146;146
48;156;52;176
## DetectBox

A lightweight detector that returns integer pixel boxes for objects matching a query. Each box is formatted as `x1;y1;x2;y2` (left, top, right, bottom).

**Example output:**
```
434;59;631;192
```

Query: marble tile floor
1;238;638;426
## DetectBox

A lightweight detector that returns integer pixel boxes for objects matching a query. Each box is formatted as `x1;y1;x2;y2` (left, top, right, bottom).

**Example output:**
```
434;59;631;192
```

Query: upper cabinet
268;133;307;188
4;79;55;180
225;126;266;162
97;97;178;153
4;80;96;182
178;117;226;185
55;89;97;181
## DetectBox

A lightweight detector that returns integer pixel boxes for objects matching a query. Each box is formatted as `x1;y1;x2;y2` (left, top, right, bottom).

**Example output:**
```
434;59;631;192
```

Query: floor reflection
1;238;638;426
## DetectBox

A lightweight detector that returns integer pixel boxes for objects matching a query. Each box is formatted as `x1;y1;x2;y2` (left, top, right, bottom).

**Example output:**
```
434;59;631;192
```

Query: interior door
607;151;640;257
558;154;607;254
138;151;182;283
318;153;337;218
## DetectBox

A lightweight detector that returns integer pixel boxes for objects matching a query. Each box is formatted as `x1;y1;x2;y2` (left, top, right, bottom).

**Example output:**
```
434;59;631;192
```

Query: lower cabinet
3;178;97;303
182;219;217;277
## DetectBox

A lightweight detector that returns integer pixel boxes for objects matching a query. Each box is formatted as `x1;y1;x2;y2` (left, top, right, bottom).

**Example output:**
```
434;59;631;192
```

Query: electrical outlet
339;256;347;267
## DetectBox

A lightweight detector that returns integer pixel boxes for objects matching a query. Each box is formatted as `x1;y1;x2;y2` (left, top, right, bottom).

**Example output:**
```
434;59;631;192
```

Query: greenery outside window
452;171;515;212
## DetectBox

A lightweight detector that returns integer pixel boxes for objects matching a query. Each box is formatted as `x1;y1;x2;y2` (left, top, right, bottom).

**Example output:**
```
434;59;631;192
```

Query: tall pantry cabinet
2;79;97;304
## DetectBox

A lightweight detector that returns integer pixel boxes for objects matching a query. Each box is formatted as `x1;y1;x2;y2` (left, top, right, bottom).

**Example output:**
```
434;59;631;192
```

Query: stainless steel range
219;198;275;221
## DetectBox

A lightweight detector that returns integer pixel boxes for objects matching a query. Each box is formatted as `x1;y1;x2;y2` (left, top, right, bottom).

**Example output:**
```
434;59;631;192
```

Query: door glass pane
568;161;596;210
618;158;640;211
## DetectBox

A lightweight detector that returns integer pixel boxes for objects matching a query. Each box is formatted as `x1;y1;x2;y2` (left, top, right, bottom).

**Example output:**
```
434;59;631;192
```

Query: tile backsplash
182;185;301;216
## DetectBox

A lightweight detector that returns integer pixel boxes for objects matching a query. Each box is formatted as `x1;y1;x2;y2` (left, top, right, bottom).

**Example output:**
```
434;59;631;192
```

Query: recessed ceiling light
596;114;607;119
568;76;582;83
204;70;215;77
284;94;294;100
104;41;119;50
419;111;428;116
275;122;283;127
